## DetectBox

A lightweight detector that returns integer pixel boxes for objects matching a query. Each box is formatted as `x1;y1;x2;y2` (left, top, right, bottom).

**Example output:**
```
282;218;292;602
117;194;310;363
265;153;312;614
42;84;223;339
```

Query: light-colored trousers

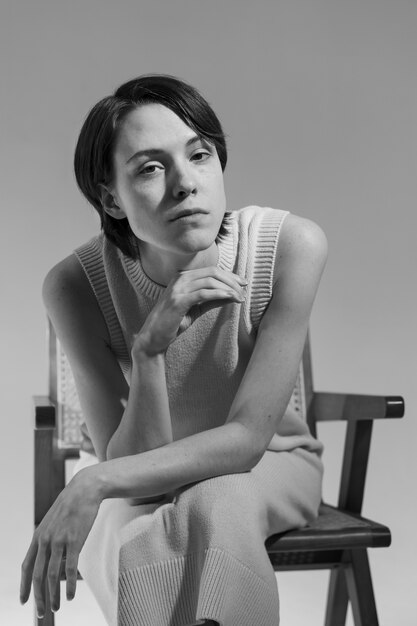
74;447;323;626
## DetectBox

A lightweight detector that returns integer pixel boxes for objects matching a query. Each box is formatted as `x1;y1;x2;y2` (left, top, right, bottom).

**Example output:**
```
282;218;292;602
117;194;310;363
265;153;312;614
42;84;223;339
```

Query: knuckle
38;533;50;548
52;537;65;549
68;535;81;549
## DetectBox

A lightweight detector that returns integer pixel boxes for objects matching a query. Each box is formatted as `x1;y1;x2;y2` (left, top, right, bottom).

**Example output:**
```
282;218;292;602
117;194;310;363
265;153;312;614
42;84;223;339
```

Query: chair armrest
311;393;404;423
312;393;404;512
34;396;56;429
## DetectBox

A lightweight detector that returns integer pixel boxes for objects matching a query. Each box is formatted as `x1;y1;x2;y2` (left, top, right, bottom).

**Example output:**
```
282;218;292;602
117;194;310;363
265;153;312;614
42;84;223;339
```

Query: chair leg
345;549;379;626
325;566;349;626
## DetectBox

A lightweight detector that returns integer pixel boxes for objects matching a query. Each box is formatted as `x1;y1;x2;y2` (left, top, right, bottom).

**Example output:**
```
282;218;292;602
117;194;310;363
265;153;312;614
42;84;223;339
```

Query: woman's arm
106;265;247;459
85;214;329;500
43;255;177;462
225;214;328;453
105;352;173;459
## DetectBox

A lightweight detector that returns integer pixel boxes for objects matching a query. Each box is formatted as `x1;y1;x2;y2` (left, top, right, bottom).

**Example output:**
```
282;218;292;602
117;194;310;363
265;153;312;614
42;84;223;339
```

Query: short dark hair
74;74;231;258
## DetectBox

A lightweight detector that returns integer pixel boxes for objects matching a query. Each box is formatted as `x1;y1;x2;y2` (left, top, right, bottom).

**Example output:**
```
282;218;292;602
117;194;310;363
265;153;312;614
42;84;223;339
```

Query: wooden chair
34;320;404;625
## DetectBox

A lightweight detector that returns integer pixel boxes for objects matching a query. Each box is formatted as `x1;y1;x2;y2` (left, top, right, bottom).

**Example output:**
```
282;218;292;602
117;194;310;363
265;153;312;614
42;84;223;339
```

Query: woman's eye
191;151;210;162
139;164;161;176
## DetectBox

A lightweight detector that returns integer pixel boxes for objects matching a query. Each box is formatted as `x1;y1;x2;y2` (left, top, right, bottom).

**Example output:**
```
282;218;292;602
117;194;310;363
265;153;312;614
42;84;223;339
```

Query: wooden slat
312;392;404;422
269;549;344;571
302;333;317;437
345;549;379;625
302;332;314;411
34;399;66;526
48;318;58;405
265;504;391;553
325;567;349;626
34;397;56;429
34;426;55;526
339;420;372;513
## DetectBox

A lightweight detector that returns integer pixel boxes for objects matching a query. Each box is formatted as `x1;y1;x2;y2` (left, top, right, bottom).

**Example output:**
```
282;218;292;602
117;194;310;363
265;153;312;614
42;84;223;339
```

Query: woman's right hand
133;266;247;356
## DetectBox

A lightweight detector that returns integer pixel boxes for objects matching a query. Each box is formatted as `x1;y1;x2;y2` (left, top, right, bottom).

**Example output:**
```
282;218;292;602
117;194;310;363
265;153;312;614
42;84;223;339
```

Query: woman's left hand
20;468;102;618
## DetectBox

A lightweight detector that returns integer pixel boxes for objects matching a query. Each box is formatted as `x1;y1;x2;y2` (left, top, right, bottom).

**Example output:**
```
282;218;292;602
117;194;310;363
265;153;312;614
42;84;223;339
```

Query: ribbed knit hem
230;207;289;334
74;235;128;360
249;208;289;331
118;547;279;626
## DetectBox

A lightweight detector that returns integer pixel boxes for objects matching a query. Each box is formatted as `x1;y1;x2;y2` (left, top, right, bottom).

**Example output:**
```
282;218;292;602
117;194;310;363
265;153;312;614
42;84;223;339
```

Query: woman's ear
99;184;127;220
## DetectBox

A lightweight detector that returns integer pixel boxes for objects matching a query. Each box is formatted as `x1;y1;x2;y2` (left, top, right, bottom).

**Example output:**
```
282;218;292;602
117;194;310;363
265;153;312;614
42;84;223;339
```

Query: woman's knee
174;471;263;533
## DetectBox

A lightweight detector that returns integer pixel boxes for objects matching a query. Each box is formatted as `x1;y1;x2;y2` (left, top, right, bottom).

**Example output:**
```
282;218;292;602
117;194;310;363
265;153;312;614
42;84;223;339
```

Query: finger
186;276;246;300
32;541;50;619
20;539;38;604
203;268;247;292
192;288;245;307
65;546;80;601
178;266;247;289
170;278;244;317
48;544;64;612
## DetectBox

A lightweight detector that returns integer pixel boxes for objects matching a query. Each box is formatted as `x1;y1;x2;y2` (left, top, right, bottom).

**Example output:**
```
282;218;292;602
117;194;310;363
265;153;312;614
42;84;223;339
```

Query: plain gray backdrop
2;1;416;624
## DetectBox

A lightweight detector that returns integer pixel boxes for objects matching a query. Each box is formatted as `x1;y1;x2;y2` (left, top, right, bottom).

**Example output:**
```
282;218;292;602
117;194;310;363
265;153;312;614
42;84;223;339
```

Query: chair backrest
48;319;314;450
48;319;83;448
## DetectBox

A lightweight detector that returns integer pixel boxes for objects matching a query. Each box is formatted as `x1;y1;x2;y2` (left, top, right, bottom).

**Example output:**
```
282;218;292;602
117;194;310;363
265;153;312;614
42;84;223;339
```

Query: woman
20;74;327;626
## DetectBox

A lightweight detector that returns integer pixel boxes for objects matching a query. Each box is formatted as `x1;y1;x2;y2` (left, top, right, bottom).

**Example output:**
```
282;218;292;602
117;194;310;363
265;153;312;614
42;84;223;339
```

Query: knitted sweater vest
74;206;322;453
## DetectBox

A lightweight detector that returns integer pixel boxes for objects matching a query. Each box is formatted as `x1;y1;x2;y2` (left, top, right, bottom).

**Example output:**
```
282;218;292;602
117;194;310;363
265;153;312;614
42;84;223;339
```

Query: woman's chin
173;228;217;253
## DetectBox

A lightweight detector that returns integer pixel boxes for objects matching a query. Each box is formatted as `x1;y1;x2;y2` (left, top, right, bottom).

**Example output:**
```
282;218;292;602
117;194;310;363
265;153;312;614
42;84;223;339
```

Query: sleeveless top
74;206;323;455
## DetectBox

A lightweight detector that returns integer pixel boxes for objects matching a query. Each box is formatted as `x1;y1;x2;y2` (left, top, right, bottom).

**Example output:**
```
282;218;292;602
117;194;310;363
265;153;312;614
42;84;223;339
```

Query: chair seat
266;503;391;569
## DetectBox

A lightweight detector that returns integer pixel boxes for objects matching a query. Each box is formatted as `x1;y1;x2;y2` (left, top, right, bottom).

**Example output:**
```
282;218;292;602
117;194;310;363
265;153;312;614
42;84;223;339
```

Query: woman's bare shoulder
42;254;110;345
42;253;93;312
273;213;328;284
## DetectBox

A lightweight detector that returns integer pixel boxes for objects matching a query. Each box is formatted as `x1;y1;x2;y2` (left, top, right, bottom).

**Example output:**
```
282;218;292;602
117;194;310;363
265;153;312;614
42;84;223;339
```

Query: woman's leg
117;448;323;626
73;452;169;625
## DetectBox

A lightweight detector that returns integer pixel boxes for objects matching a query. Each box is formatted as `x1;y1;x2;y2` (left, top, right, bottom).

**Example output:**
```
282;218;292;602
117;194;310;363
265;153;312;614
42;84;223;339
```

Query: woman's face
106;103;227;257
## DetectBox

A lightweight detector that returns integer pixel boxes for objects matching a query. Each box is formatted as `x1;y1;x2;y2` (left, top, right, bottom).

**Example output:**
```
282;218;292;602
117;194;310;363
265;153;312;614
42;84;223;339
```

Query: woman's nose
172;165;197;199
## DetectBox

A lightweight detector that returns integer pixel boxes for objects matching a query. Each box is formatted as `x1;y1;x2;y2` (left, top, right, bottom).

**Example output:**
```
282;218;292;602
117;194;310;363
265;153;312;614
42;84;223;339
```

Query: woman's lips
170;210;208;222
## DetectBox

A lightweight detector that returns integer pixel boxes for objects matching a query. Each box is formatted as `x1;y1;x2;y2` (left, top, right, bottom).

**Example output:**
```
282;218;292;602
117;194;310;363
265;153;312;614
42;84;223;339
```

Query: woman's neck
138;242;219;287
